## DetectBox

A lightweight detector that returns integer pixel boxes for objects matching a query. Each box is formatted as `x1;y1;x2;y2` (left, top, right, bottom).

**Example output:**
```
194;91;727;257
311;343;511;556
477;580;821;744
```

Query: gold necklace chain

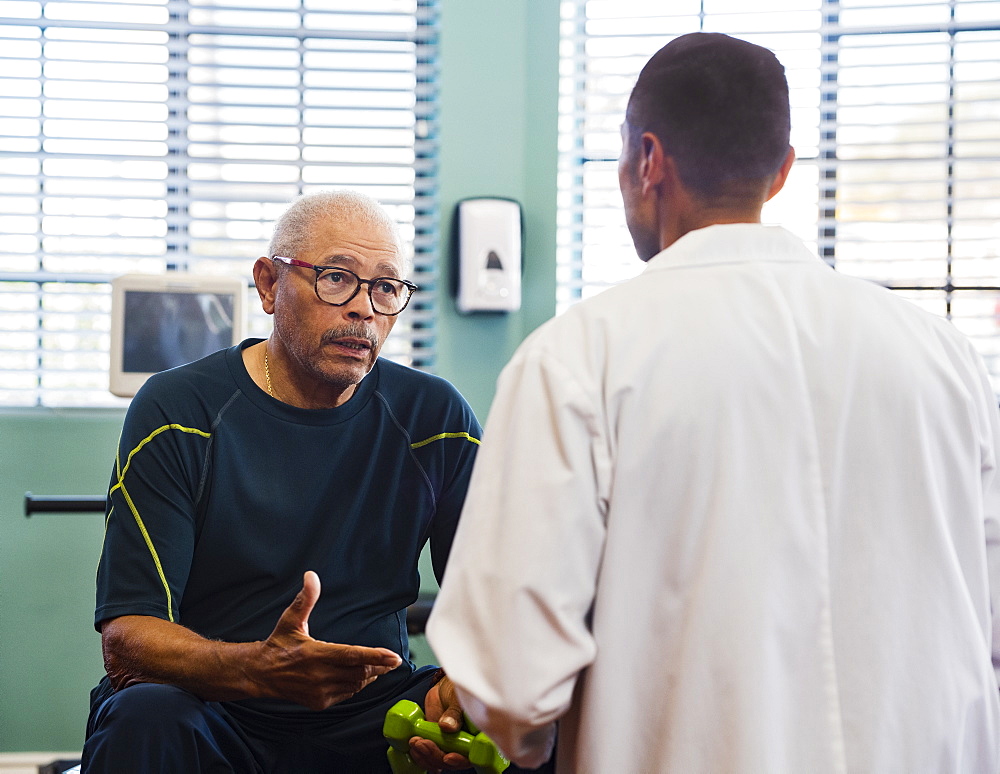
263;344;274;398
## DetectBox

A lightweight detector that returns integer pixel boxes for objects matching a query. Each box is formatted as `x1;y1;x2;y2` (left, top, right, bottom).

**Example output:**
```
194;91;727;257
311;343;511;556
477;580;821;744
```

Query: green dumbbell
383;699;510;774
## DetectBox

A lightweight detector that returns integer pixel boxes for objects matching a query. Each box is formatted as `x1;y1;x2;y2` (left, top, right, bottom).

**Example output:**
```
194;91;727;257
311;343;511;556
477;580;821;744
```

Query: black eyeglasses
272;256;418;316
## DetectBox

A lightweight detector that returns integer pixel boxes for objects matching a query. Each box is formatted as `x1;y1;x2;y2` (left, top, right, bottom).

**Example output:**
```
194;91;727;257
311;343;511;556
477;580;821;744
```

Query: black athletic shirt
95;338;481;713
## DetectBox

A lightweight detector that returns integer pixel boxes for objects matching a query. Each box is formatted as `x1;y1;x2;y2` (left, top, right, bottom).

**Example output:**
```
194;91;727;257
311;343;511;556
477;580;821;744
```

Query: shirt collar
643;223;823;272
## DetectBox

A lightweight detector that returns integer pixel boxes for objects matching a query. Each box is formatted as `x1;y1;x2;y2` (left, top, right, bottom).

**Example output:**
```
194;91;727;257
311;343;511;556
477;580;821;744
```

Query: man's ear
252;257;278;316
765;146;797;202
638;131;667;194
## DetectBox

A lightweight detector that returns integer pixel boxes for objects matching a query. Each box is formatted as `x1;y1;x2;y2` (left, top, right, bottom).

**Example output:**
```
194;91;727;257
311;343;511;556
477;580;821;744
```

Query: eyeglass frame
271;256;418;316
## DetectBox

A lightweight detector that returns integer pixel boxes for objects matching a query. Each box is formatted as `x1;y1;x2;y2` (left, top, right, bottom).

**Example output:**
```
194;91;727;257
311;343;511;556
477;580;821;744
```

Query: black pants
82;670;555;773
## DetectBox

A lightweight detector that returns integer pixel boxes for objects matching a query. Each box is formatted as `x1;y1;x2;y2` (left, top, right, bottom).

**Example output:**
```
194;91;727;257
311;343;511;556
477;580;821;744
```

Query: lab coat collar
644;223;822;272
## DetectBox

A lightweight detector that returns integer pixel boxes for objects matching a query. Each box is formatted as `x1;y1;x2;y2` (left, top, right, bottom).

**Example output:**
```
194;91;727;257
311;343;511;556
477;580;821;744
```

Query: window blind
558;0;1000;387
0;0;440;407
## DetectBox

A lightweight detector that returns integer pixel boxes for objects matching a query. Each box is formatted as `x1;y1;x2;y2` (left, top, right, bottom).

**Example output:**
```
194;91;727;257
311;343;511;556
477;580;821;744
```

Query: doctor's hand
407;674;473;772
251;570;402;711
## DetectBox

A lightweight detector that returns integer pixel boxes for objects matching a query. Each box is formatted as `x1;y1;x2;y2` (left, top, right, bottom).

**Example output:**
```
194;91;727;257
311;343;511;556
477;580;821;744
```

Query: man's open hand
252;570;402;710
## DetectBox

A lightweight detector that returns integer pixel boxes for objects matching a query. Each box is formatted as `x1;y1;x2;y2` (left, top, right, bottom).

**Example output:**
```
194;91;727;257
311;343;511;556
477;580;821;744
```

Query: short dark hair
626;32;791;200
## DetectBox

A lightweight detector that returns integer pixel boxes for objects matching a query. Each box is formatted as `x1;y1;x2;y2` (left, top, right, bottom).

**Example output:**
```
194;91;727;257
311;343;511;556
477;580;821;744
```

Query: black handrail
24;492;105;516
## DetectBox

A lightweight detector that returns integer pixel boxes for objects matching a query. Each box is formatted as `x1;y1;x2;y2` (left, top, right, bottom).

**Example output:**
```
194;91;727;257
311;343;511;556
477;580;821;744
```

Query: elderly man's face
271;214;403;394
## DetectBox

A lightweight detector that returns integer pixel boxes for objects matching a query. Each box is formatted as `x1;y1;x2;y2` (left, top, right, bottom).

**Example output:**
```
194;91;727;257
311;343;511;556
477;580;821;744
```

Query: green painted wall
0;0;559;754
0;411;123;751
434;0;559;420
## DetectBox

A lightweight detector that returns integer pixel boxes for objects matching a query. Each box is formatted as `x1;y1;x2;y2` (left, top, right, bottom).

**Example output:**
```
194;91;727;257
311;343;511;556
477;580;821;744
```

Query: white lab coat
428;224;1000;774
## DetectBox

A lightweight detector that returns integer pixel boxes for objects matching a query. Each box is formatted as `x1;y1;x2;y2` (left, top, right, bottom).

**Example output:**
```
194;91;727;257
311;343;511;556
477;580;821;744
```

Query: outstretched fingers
257;571;403;709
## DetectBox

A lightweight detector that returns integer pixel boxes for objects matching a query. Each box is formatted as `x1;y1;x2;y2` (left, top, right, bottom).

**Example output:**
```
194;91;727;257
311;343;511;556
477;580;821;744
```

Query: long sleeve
426;340;609;767
974;357;1000;689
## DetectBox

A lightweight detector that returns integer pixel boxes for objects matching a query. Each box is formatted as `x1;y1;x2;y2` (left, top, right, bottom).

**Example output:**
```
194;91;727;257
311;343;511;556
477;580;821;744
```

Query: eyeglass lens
316;269;410;314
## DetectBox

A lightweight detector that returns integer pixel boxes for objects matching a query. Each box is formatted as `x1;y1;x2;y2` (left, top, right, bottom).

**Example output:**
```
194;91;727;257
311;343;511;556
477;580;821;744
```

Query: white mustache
322;325;378;350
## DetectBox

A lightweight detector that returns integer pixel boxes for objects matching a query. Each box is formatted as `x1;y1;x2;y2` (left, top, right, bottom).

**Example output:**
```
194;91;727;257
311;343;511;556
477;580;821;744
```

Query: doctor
427;32;1000;773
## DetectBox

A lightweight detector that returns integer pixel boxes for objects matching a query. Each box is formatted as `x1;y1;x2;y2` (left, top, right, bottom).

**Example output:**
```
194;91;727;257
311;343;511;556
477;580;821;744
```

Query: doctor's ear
765;147;797;202
637;132;667;194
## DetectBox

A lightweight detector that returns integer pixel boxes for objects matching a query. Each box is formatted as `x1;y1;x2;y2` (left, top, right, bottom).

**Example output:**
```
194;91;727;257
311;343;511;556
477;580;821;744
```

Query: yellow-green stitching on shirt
107;444;122;532
109;424;211;498
109;423;212;623
120;479;175;622
410;431;481;450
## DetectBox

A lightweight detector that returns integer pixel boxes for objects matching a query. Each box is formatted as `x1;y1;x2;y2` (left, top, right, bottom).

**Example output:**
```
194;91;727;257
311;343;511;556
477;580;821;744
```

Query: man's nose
342;285;376;319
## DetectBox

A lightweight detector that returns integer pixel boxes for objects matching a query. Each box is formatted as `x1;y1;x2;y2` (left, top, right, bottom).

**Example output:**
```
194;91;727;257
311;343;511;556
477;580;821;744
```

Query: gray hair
268;190;409;273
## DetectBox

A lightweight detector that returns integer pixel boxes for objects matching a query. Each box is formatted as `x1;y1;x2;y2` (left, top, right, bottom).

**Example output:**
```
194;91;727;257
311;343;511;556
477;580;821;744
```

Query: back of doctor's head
625;32;791;201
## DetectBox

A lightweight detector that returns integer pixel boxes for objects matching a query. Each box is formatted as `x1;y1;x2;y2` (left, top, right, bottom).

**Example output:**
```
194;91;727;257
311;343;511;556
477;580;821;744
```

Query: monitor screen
110;273;247;397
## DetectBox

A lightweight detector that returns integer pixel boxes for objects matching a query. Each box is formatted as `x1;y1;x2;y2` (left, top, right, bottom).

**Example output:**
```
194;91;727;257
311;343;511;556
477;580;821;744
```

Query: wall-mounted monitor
109;273;248;397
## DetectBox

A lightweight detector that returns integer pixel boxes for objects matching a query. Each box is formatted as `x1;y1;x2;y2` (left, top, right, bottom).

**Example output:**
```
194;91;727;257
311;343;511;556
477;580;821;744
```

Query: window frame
0;0;441;408
557;0;1000;385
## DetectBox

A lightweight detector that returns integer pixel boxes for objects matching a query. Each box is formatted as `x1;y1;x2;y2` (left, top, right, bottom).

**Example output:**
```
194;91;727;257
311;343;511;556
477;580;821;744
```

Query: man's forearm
101;614;263;701
100;588;404;711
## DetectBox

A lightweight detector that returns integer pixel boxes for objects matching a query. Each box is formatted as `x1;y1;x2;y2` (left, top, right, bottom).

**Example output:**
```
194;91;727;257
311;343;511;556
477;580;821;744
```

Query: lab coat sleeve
977;361;1000;689
426;340;609;767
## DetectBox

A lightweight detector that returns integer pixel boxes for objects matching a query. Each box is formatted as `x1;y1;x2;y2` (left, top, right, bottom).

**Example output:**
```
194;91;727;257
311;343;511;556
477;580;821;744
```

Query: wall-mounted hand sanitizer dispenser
454;197;522;314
